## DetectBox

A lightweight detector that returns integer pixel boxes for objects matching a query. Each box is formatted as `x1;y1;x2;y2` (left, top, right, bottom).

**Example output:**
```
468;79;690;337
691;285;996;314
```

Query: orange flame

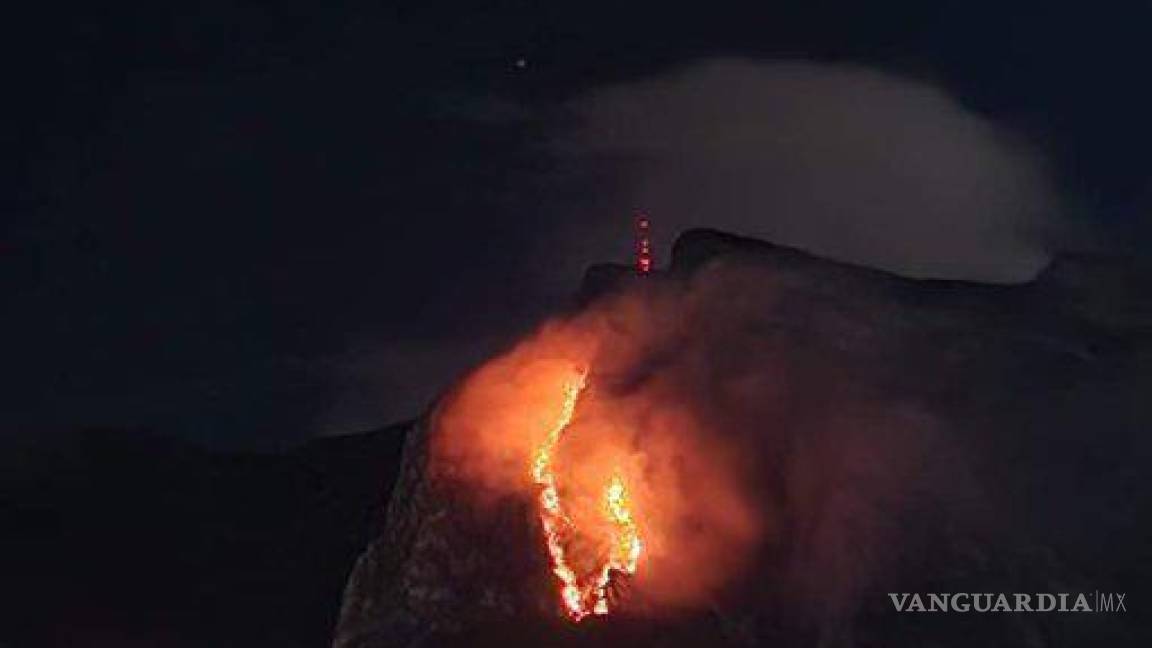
530;368;643;621
432;301;763;622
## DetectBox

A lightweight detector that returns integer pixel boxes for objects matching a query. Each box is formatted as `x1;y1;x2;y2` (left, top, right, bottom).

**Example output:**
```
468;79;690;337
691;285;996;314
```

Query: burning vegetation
530;366;641;620
430;284;762;622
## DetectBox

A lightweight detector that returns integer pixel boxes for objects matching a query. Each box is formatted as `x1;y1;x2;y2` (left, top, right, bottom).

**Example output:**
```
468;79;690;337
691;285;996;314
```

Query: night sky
6;1;1152;448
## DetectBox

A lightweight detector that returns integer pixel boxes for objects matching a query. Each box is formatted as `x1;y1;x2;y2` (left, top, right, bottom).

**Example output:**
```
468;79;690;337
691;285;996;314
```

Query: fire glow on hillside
430;290;761;623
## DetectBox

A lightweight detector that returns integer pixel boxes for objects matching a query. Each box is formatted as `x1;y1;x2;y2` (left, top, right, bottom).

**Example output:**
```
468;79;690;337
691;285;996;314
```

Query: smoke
429;255;977;622
431;283;763;611
548;58;1059;283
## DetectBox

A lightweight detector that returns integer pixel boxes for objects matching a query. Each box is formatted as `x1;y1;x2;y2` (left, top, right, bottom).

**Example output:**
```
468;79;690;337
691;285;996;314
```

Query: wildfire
531;368;643;621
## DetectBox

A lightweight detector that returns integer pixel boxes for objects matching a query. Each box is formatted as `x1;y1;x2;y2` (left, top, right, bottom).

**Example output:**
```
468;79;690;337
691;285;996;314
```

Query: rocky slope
332;229;1152;648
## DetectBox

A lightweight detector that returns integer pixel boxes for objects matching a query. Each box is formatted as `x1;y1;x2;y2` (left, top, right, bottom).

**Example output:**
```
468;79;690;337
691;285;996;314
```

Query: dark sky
6;1;1152;447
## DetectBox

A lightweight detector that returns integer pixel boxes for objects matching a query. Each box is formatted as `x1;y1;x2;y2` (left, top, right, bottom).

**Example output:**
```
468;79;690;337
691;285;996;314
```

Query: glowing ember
530;368;643;621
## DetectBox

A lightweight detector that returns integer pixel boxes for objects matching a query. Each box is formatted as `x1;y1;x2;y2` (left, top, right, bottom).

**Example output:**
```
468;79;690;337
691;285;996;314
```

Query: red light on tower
635;213;652;274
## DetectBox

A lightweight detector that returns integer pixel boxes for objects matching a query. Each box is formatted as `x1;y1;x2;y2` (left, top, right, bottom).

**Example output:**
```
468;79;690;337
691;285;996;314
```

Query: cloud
321;58;1065;435
549;58;1059;282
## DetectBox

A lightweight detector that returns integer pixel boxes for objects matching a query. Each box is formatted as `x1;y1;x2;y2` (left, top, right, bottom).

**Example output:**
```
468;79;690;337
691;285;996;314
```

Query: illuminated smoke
429;251;975;629
430;280;764;619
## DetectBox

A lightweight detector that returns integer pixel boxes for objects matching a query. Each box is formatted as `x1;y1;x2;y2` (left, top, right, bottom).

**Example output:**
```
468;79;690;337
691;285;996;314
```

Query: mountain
332;229;1152;648
4;229;1149;648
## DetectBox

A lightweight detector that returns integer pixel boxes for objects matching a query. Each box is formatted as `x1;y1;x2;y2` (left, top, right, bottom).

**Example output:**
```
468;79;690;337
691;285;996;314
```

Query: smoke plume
429;255;976;623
